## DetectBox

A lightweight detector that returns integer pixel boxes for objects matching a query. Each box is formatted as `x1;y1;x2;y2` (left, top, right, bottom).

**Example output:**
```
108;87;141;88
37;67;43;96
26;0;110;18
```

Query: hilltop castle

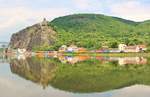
40;18;49;26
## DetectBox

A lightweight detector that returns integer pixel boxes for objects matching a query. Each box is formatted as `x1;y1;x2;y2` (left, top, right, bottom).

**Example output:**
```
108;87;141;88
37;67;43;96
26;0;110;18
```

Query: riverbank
4;49;150;58
63;52;150;57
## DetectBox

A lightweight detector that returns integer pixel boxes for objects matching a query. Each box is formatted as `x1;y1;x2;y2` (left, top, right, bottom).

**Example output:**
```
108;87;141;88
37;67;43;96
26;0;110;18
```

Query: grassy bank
62;52;150;57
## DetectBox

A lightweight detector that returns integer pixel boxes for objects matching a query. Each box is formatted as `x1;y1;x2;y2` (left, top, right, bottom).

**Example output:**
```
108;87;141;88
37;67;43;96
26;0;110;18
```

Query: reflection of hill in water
10;57;58;89
9;57;150;93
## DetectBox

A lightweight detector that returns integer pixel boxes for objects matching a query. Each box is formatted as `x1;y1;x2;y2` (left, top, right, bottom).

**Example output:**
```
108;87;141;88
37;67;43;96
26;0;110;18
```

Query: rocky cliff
9;18;56;50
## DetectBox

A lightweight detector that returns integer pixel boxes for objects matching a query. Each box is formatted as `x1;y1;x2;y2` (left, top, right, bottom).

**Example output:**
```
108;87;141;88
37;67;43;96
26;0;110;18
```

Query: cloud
0;7;70;29
0;6;71;41
109;1;150;21
71;0;150;21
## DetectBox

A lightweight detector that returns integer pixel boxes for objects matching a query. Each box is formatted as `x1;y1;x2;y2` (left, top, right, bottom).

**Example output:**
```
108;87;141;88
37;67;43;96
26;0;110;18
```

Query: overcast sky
0;0;150;42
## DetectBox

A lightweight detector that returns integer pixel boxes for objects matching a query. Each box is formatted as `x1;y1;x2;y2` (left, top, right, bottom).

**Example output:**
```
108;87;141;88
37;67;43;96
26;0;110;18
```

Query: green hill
49;14;150;50
10;14;150;51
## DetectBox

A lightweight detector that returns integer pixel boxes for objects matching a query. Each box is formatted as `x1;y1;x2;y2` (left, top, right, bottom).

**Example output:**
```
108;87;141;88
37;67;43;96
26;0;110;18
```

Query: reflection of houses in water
17;54;26;60
118;57;147;65
96;56;147;65
57;55;148;65
35;51;58;58
58;55;91;64
0;55;9;63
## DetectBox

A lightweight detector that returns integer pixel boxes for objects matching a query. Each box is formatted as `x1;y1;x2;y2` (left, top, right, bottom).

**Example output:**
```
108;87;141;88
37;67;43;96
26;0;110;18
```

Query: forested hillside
49;14;150;50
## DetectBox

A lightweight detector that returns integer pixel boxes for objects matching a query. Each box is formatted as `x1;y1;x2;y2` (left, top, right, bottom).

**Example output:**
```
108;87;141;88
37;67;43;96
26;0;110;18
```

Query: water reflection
10;58;57;89
58;55;148;65
96;56;147;65
0;55;9;64
5;55;150;93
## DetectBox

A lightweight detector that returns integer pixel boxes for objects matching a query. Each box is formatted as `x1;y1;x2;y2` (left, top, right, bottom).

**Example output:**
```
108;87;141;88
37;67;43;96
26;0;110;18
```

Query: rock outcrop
9;18;56;50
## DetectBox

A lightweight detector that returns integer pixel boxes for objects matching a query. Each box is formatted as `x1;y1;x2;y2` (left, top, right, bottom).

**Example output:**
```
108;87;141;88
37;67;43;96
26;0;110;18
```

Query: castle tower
41;18;48;26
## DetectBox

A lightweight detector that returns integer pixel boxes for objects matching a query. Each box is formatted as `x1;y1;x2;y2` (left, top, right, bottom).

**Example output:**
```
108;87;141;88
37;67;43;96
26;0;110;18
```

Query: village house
67;45;78;52
118;44;127;52
58;45;67;52
138;45;147;51
59;45;87;53
118;44;147;53
58;45;78;53
125;46;140;52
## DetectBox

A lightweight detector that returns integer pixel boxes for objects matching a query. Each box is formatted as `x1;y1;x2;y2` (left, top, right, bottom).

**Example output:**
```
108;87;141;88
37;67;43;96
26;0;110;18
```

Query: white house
118;44;147;53
118;44;127;52
59;45;67;52
67;45;78;52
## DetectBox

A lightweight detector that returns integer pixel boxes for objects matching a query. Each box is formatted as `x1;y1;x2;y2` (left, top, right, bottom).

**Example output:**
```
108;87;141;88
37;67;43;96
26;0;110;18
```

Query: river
0;55;150;97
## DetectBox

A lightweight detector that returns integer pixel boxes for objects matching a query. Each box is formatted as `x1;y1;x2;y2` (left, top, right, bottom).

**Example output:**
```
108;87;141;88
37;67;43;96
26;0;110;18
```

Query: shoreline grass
62;52;150;57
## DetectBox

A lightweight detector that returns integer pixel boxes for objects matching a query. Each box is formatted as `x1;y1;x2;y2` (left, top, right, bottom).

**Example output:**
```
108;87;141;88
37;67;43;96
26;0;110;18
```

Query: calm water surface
1;55;150;97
